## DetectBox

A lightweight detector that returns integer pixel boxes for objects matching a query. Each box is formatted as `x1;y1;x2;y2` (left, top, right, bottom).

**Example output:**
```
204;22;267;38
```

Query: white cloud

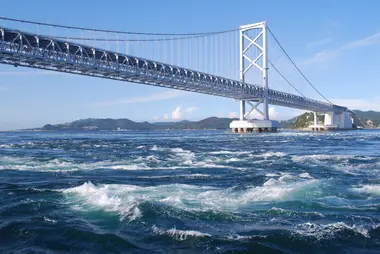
153;116;159;121
172;106;182;120
301;31;380;66
93;90;186;107
183;106;198;113
168;105;198;120
163;113;169;120
269;107;278;119
332;98;380;111
228;112;238;118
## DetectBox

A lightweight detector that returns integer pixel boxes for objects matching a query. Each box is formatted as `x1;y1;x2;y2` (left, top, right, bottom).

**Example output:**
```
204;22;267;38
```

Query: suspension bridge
0;17;352;132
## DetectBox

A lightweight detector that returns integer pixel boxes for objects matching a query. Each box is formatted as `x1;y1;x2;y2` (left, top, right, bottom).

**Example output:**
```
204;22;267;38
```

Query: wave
351;185;380;196
136;173;211;180
62;182;142;221
152;225;210;241
292;154;352;162
299;172;314;179
227;234;267;240
294;222;370;239
291;154;380;176
44;217;57;223
292;154;378;164
209;150;251;155
0;155;155;172
0;155;240;172
268;207;324;218
60;174;318;220
252;151;287;158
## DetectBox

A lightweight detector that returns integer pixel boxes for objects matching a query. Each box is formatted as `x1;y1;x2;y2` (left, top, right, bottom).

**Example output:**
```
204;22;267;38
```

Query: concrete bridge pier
229;99;280;133
309;111;353;131
310;112;324;131
324;111;352;129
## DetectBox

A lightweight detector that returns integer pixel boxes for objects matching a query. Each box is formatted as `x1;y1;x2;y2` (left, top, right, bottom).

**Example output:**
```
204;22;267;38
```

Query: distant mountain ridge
40;117;238;131
283;110;380;129
353;110;380;128
37;110;380;131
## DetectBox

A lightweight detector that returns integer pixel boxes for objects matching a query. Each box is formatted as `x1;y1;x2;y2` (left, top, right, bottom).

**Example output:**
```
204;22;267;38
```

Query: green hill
287;110;380;129
291;112;324;129
42;118;154;130
40;117;237;131
37;110;380;131
353;110;380;128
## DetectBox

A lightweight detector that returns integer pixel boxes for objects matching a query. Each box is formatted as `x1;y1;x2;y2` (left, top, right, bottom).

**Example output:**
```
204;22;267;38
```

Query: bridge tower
230;22;280;133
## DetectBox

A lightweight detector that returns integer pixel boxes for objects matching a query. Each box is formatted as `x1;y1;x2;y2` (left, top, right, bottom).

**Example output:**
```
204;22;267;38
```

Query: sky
1;1;380;130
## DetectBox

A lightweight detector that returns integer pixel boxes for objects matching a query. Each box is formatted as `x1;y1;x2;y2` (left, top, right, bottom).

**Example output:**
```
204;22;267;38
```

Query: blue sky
1;1;380;130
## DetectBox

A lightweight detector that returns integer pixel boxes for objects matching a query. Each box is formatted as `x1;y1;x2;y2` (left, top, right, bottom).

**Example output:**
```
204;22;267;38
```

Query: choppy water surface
1;130;380;253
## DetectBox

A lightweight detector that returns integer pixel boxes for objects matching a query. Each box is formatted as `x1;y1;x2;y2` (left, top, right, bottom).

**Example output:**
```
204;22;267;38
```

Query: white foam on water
294;222;370;239
0;155;156;172
169;148;196;164
269;207;287;213
137;174;211;179
225;158;244;163
252;151;287;158
146;155;159;162
61;176;318;219
151;145;160;151
299;172;314;179
0;152;263;172
44;217;57;223
277;173;295;182
291;154;377;176
0;158;83;172
292;154;351;163
227;234;267;240
209;150;251;155
152;225;210;241
109;163;150;170
0;146;289;173
292;154;378;163
268;207;324;218
351;185;380;196
150;146;197;165
265;173;281;177
62;182;142;221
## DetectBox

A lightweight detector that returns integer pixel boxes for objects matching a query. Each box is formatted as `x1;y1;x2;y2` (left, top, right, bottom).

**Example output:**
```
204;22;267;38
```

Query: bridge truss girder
0;27;347;113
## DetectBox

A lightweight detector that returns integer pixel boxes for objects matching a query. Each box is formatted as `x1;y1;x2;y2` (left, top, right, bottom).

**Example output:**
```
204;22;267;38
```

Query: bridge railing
0;27;347;113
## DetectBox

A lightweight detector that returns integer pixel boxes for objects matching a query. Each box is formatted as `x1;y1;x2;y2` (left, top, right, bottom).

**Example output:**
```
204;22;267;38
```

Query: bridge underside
0;27;347;114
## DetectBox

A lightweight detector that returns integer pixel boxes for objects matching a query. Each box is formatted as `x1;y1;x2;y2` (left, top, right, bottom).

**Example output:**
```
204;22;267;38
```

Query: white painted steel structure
238;22;271;121
0;25;348;115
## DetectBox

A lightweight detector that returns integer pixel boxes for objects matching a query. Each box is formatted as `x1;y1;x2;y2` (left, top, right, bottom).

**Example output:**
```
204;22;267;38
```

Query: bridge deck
0;27;347;113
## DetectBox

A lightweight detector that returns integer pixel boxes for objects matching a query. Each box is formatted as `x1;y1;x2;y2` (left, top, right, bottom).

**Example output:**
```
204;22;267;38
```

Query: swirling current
1;130;380;253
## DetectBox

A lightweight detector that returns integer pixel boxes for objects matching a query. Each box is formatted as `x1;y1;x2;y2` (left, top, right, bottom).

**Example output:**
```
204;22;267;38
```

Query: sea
0;129;380;253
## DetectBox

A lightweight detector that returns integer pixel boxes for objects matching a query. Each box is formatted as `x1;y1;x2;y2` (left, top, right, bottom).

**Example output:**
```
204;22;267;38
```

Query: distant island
34;110;380;131
39;117;238;131
280;110;380;129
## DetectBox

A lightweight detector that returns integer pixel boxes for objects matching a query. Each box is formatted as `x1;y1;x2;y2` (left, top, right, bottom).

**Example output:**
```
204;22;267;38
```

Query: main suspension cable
268;26;332;104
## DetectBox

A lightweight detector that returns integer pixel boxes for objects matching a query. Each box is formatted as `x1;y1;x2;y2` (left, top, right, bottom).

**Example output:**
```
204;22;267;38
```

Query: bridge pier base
309;111;353;131
230;120;280;133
